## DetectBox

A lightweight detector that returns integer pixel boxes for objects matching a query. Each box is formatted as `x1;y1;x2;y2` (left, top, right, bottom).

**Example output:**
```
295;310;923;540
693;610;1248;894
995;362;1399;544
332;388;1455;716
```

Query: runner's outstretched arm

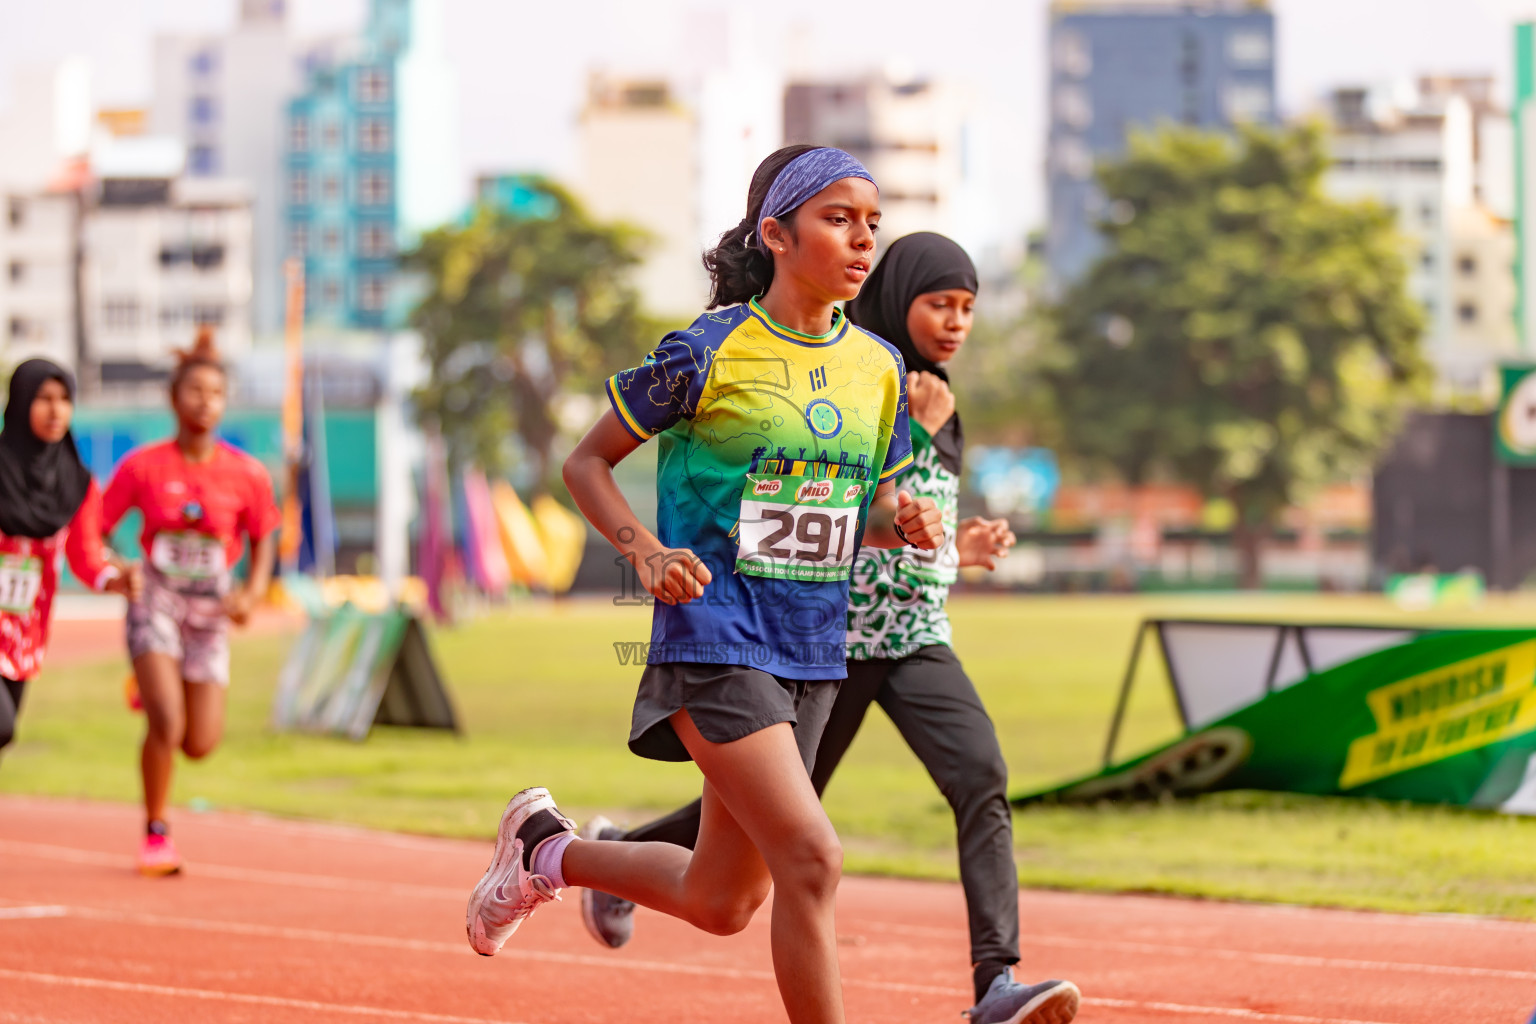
563;410;712;605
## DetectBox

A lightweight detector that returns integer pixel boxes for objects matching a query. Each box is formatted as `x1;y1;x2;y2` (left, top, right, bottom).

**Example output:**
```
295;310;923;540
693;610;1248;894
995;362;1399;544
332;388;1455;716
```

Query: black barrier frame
1101;618;1434;768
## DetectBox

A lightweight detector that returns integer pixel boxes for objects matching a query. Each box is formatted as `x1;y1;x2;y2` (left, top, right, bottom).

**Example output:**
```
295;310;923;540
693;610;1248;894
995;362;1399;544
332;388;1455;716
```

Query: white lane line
3;832;1524;986
864;919;1536;982
1084;997;1403;1024
49;904;954;997
0;906;67;920
1018;889;1536;934
0;967;526;1024
29;902;1456;1020
0;839;464;900
4;907;1421;1023
1038;933;1536;982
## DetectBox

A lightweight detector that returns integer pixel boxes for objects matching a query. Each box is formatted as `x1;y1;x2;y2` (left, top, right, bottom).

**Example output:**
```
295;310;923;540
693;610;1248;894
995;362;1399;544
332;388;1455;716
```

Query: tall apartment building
577;75;705;317
284;0;458;332
783;75;973;249
1324;77;1516;391
1046;0;1277;285
150;0;306;338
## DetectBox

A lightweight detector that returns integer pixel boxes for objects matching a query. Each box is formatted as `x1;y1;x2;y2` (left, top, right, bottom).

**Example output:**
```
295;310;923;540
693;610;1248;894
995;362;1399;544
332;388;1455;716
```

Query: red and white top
0;479;115;681
101;440;281;582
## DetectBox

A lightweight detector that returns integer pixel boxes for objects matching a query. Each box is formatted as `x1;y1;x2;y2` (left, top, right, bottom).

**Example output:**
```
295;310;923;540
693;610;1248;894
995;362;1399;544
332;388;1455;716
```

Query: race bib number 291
736;475;865;582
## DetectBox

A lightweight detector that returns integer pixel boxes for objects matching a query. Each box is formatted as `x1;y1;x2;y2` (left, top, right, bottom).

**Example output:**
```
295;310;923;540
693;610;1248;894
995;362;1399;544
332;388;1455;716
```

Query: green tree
1040;123;1427;586
406;178;658;490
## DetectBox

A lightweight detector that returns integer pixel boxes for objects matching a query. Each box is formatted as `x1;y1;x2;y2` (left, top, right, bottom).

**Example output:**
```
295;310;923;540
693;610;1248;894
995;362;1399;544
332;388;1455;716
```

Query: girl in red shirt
0;360;139;756
101;331;279;876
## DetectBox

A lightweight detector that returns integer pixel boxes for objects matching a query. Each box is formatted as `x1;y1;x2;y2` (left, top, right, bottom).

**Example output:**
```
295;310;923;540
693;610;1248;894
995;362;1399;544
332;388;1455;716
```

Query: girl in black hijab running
0;360;139;756
580;233;1081;1024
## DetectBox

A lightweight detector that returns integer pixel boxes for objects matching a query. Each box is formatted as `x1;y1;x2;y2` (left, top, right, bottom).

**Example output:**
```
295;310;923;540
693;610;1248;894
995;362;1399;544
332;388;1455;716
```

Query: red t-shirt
0;479;114;681
101;440;281;573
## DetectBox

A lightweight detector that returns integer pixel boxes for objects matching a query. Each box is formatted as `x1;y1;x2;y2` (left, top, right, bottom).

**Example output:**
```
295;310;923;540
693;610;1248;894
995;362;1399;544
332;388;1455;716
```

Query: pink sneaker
137;833;182;876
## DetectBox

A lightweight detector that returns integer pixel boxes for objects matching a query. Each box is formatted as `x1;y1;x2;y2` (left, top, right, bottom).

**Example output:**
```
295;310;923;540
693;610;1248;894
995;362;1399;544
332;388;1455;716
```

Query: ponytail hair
169;324;226;394
702;144;819;309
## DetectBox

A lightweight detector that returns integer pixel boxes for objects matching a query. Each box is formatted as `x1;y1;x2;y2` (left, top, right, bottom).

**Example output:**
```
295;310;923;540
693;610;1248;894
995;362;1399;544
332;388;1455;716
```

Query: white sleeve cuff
92;565;121;592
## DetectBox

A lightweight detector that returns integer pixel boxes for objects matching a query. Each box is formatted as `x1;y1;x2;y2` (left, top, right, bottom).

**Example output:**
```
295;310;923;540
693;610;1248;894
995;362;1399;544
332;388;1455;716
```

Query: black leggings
0;676;27;752
621;645;1020;973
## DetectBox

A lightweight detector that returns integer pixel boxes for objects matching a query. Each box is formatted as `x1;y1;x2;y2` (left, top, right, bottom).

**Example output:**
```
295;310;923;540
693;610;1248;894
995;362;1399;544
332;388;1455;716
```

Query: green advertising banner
271;604;458;741
1017;624;1536;814
1495;364;1536;465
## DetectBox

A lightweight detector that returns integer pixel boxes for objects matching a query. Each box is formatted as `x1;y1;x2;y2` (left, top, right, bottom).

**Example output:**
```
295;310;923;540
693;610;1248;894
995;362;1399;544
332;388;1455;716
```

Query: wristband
892;518;911;547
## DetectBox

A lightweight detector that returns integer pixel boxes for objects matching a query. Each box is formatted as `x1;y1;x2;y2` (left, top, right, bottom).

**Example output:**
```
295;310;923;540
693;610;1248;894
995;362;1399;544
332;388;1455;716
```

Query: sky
0;0;1531;245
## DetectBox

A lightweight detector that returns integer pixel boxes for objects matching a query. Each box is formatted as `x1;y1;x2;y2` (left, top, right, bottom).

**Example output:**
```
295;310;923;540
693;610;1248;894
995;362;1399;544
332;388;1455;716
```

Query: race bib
895;498;959;586
150;531;227;581
736;474;865;582
0;555;42;615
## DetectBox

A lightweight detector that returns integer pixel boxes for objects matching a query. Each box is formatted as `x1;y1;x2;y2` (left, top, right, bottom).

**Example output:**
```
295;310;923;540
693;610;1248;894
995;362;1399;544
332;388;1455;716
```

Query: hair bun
168;324;226;392
176;325;223;369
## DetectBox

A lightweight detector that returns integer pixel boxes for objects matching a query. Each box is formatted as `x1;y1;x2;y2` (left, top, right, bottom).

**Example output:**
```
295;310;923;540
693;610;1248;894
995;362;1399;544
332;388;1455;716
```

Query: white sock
530;830;577;888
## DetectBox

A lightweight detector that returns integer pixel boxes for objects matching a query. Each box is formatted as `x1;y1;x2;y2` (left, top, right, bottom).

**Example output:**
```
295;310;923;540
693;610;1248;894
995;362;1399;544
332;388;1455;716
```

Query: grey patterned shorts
126;567;231;686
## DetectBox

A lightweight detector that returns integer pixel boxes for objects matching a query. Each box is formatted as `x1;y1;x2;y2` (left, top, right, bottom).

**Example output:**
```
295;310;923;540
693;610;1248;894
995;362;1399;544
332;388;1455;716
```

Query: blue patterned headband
755;148;878;249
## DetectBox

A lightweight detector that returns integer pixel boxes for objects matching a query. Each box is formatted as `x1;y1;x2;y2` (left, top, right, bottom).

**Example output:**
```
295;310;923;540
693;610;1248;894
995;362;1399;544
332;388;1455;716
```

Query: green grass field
5;592;1536;919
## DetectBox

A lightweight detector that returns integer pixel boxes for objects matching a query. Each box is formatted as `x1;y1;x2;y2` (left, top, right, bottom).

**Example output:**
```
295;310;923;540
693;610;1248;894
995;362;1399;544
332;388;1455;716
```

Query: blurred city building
284;0;458;333
1045;0;1277;286
0;59;93;192
150;0;305;340
1;134;254;400
1323;75;1517;393
690;11;783;261
577;74;706;317
0;189;78;369
84;174;253;401
783;74;976;249
0;60;94;370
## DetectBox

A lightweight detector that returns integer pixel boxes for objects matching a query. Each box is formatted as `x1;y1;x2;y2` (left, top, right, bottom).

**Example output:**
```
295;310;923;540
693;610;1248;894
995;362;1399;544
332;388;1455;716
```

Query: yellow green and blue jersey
606;297;913;680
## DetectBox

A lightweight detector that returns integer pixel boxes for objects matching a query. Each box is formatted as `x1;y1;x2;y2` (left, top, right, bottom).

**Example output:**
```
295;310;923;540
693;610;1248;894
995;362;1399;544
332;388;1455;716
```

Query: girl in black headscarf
582;234;1082;1024
0;359;139;756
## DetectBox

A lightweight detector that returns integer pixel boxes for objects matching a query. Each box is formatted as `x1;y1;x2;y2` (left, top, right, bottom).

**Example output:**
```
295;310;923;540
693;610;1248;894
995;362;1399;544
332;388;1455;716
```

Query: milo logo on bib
796;480;834;503
737;472;863;582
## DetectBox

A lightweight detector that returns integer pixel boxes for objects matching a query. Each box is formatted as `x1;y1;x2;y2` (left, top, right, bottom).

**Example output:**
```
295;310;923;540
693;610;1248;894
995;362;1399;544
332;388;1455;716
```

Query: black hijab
846;232;977;474
0;359;91;538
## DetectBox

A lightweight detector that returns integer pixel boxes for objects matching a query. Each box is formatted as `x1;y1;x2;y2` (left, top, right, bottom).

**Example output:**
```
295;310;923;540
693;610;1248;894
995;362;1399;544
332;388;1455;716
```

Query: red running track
0;795;1531;1024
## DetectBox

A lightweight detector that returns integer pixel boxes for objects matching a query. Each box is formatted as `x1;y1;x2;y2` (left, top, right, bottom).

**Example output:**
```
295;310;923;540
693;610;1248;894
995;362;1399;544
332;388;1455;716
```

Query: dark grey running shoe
579;815;635;949
965;969;1080;1024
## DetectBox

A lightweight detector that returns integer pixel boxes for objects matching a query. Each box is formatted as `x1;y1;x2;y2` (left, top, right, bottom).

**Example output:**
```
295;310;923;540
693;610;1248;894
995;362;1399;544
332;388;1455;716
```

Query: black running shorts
628;662;839;770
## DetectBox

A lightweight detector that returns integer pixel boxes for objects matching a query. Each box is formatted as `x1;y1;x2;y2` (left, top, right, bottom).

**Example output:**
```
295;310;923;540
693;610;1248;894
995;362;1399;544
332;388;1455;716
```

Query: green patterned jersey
606;298;913;679
846;417;961;660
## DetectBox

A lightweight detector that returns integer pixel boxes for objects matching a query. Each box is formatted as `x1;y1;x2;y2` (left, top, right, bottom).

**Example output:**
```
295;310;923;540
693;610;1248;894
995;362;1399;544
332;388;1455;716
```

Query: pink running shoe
137;833;182;876
465;787;576;955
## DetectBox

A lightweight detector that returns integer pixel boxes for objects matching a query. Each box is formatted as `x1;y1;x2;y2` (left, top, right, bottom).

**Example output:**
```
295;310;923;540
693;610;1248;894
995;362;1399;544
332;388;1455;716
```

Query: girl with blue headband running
465;145;944;1024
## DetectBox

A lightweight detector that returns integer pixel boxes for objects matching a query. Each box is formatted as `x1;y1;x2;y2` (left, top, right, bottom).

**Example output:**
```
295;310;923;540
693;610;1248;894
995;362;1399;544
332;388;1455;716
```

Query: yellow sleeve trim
606;378;654;441
879;451;914;481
